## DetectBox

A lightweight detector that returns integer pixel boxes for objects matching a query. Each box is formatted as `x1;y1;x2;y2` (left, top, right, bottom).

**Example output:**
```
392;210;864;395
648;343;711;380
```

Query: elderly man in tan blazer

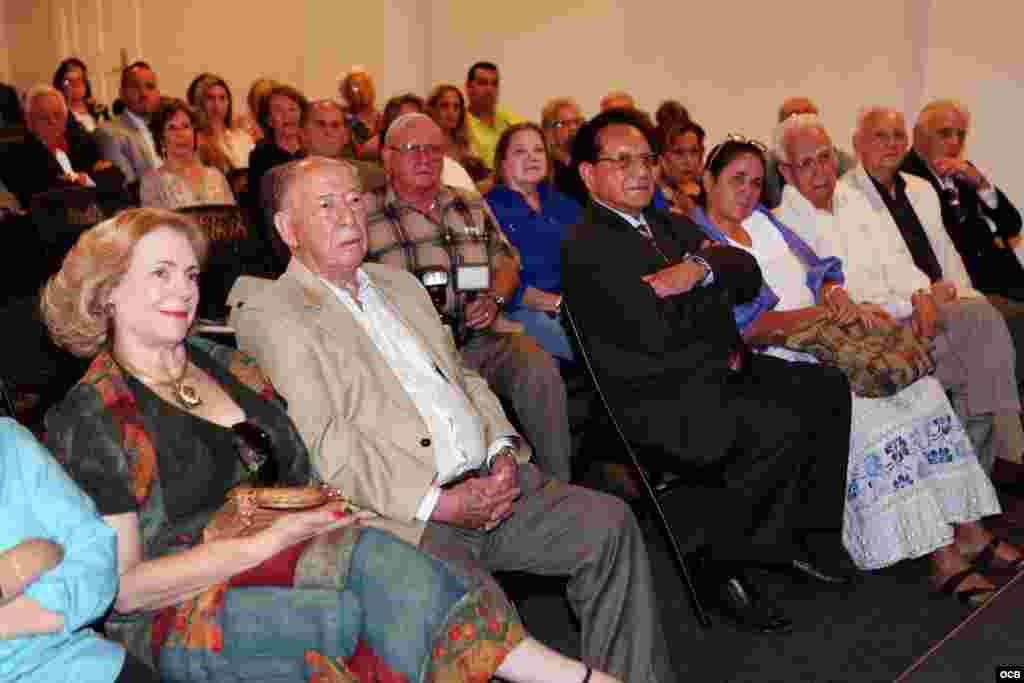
230;157;673;682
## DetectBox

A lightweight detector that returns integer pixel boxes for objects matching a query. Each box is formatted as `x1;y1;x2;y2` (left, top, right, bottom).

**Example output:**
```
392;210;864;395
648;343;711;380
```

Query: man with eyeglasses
464;61;523;169
901;99;1024;302
762;96;856;209
231;156;672;682
562;108;856;635
362;112;573;485
541;97;587;204
776;110;1024;474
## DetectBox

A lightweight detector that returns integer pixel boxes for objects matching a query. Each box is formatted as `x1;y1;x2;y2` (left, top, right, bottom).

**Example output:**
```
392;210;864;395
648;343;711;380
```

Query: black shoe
698;563;794;635
787;557;855;585
782;533;858;585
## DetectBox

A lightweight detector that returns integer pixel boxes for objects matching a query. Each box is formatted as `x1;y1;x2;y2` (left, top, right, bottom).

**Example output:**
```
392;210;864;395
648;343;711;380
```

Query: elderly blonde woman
187;73;255;173
140;99;234;210
41;207;619;683
540;97;586;204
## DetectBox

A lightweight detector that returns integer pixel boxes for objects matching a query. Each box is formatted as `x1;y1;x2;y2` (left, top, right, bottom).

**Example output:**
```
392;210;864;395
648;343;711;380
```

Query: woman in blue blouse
486;122;581;361
0;417;159;682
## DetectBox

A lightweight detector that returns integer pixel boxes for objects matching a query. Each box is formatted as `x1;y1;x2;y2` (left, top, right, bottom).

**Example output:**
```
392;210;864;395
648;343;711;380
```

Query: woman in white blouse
695;136;1020;607
188;73;255;173
140;99;234;210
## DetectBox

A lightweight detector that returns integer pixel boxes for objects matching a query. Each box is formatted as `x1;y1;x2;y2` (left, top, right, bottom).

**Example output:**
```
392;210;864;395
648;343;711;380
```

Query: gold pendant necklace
113;351;203;410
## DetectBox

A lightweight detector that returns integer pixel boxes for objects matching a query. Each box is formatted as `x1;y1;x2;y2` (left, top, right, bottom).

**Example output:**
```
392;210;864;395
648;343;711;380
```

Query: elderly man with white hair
775;109;1024;472
362;112;573;484
762;96;856;208
0;84;120;207
230;155;670;682
901;99;1024;301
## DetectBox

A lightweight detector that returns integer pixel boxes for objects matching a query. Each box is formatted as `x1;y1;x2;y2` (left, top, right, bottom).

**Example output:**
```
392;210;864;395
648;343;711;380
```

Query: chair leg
645;491;713;628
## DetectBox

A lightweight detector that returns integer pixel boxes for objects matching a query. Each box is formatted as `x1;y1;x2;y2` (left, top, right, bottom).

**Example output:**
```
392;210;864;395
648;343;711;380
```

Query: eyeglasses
705;134;768;170
593;152;659;171
783;148;835;174
548;117;584;130
388;143;444;158
233;421;279;486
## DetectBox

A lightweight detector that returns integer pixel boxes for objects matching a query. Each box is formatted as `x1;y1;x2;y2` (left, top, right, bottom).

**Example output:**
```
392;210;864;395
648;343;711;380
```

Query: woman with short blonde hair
41;208;208;358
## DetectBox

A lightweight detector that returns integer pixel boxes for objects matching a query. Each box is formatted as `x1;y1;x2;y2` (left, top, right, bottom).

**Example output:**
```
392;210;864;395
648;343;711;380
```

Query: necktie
636;220;653;240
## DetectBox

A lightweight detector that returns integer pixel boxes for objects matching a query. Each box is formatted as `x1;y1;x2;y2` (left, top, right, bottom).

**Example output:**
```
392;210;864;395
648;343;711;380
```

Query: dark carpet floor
508;484;1024;682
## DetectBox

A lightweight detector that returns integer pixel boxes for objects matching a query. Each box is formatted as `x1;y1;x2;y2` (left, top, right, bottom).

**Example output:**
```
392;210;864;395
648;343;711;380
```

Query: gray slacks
933;297;1024;470
460;331;573;482
420;463;672;682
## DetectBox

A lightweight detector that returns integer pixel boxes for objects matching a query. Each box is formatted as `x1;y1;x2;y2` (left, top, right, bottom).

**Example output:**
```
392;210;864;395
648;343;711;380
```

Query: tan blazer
229;259;526;545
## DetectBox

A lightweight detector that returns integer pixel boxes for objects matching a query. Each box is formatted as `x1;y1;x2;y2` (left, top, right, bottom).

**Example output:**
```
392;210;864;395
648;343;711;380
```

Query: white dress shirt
778;169;982;320
322;269;514;520
52;149;94;187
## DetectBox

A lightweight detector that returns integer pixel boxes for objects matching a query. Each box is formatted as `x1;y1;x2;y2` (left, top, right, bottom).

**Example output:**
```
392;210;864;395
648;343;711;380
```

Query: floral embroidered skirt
145;527;525;682
843;376;1001;570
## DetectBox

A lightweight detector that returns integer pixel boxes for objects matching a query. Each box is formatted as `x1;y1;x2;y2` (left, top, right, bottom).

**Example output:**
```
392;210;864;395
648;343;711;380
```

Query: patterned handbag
778;317;934;398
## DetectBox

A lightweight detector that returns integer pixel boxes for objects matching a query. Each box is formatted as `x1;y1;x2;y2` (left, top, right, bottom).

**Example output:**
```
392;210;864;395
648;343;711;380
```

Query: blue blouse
0;418;123;682
485;183;581;308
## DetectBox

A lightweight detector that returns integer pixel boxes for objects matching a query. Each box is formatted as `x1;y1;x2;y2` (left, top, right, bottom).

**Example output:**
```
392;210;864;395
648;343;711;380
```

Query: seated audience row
3;49;1024;681
37;207;623;683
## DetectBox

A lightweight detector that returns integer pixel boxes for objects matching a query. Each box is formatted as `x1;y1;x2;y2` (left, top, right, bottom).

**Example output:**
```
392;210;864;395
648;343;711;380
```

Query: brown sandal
934;568;995;607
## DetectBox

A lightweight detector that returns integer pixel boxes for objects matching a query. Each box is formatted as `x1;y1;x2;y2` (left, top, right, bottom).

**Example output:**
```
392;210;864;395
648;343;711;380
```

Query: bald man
230;157;672;682
599;91;635;112
901;99;1024;301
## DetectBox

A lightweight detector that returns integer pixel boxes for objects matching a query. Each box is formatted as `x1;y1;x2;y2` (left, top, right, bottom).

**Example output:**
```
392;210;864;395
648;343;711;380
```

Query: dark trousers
420;464;672;682
708;355;852;565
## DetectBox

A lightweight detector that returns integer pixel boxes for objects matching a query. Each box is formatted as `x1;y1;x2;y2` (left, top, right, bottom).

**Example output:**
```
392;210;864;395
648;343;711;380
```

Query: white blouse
733;211;815;312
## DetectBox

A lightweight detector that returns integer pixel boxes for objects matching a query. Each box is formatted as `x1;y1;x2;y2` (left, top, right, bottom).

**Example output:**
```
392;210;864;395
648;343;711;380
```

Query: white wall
919;0;1024;203
0;0;10;82
2;0;1020;201
428;0;923;156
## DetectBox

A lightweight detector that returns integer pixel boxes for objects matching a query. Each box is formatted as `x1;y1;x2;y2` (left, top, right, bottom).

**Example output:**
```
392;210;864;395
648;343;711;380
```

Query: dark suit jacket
561;200;761;465
901;148;1024;297
0;83;22;127
0;128;118;207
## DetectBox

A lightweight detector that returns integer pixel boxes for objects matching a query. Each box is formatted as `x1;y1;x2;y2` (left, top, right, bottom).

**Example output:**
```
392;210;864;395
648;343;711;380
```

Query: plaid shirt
365;184;518;323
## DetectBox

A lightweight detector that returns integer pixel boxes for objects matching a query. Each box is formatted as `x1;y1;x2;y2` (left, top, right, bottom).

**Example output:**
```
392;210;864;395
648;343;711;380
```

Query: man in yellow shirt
465;61;523;169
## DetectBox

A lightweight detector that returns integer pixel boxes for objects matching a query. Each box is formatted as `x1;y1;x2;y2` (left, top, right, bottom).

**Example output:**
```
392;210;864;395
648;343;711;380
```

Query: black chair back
30;186;106;239
178;204;273;321
30;186;111;278
561;297;712;627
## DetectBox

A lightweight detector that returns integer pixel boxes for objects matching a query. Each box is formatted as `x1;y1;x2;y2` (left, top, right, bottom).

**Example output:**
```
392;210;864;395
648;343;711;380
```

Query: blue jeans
157;528;493;682
506;307;575;361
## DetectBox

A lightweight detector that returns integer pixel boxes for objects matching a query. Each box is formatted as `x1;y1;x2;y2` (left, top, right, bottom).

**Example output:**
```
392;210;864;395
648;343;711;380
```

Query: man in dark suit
902;99;1024;301
0;84;122;207
0;82;23;127
561;108;853;634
